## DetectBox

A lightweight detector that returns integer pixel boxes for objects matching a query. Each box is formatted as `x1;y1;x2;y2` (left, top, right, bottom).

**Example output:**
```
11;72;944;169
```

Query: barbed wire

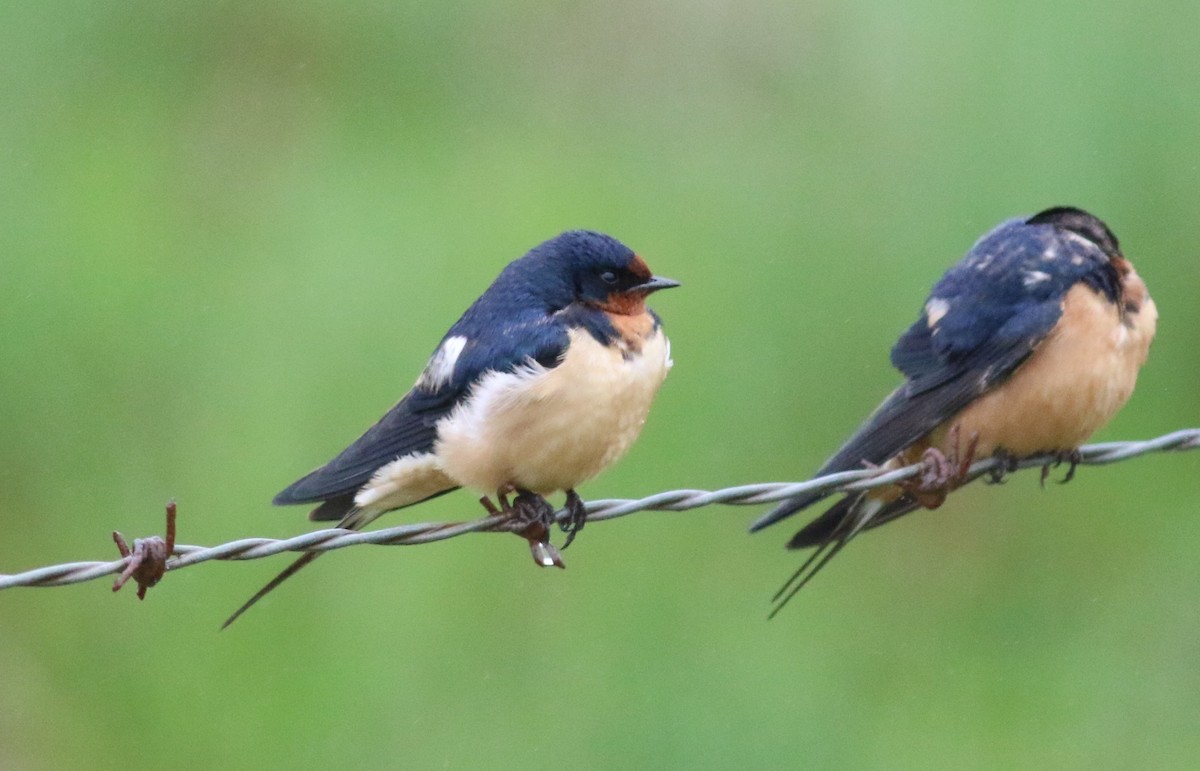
2;428;1198;594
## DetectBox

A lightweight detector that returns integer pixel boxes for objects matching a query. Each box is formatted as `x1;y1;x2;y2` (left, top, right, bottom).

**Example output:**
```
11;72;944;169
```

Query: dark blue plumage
752;207;1126;534
274;230;669;515
747;206;1159;618
896;211;1119;378
224;229;678;629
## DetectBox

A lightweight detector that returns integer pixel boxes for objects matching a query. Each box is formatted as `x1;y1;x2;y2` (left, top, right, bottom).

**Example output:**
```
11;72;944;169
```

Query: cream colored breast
923;279;1156;458
434;326;672;494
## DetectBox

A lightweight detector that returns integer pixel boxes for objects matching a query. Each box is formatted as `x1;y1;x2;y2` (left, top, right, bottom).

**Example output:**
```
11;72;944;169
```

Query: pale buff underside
353;452;454;511
902;273;1157;466
355;327;672;511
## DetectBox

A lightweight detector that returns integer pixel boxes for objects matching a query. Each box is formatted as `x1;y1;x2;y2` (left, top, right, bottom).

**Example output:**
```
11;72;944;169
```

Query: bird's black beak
640;275;681;294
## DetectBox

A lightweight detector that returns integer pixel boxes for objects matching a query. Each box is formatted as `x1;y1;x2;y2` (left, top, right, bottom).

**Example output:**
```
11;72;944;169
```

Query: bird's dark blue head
1026;206;1121;261
498;230;680;315
938;205;1125;306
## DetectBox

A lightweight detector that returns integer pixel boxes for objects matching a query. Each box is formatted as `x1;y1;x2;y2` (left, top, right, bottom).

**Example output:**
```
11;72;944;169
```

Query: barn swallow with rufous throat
751;206;1156;616
223;231;679;627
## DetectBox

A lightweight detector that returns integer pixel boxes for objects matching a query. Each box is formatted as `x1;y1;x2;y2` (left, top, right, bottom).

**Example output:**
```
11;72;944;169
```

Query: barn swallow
223;230;678;627
751;206;1156;615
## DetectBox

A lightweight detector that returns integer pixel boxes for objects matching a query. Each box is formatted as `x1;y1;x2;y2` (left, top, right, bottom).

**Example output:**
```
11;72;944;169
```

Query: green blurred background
2;1;1199;768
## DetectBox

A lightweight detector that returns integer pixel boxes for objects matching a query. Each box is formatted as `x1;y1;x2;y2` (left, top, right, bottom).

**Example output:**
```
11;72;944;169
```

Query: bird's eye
600;271;618;284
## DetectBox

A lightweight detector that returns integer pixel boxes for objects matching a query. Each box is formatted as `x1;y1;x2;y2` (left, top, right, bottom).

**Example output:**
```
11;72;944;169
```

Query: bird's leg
509;488;565;569
1058;448;1082;484
479;496;502;516
1040;448;1082;487
496;483;516;512
560;489;587;550
901;426;980;509
989;447;1019;485
952;426;981;481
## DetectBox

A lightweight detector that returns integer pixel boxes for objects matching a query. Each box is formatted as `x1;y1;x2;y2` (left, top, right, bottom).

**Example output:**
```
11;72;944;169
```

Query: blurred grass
2;1;1200;769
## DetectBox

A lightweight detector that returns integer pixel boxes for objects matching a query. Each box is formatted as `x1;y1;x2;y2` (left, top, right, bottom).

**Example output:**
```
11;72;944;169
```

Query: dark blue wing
750;215;1110;532
751;296;1062;527
272;397;444;506
274;314;571;506
817;295;1064;473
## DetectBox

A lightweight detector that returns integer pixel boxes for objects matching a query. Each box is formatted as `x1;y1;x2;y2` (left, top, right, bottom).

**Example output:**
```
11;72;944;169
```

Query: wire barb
1;429;1197;593
111;500;177;599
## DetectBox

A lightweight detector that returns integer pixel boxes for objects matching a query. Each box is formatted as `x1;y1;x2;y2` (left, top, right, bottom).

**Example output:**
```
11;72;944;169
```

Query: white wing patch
416;335;467;391
925;297;951;327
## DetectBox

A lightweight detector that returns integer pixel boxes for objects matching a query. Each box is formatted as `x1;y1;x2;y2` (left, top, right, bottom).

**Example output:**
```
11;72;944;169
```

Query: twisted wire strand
2;428;1197;592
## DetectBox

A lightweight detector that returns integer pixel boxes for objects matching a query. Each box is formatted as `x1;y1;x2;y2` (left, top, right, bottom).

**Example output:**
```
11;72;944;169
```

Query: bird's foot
506;488;565;569
987;447;1020;485
904;448;954;509
1040;448;1082;488
902;426;979;509
559;489;587;550
511;488;556;526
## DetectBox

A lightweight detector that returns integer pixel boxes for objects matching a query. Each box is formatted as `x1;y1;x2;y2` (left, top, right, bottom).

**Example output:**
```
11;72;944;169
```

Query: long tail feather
221;506;385;629
768;495;882;618
221;551;322;629
768;493;923;616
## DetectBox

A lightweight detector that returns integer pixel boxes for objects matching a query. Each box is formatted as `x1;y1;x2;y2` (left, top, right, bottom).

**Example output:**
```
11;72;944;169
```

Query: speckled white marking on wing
1059;230;1099;266
416;335;467;391
1060;230;1097;253
1022;270;1051;287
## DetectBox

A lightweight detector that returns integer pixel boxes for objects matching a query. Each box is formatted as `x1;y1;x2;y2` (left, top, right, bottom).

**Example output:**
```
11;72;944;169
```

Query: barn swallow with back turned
222;231;678;627
751;206;1156;615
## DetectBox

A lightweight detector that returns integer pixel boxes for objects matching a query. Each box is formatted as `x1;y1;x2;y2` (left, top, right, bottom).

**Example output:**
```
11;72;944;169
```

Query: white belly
434;327;672;494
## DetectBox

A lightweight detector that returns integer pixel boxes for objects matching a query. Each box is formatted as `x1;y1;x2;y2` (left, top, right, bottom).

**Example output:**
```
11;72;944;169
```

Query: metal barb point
112;500;177;600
